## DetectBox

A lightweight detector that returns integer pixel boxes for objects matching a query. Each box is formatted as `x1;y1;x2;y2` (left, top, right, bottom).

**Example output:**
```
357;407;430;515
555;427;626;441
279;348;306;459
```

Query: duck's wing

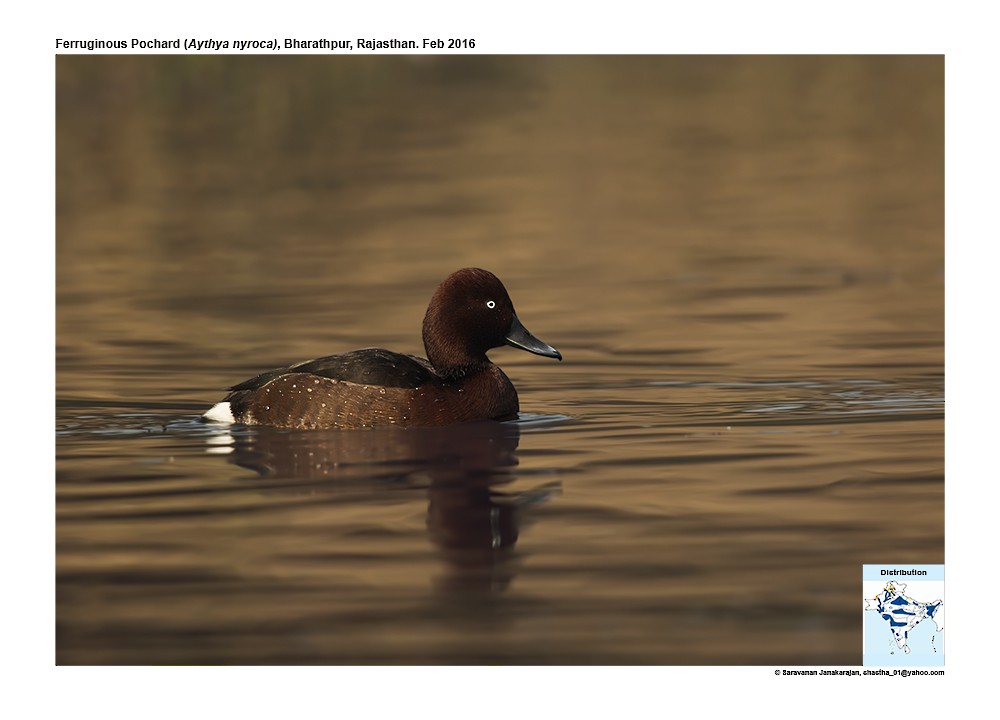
226;348;436;394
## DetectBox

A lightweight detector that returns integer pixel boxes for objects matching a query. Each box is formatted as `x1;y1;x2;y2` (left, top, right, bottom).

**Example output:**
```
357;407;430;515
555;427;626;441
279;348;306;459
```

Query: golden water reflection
56;56;942;664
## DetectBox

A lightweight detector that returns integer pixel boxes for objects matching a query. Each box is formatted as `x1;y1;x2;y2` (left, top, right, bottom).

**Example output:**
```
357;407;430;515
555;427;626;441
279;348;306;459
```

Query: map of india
865;580;944;654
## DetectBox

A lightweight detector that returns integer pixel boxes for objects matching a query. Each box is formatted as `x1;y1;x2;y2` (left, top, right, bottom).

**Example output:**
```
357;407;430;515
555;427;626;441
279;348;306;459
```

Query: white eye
486;300;496;309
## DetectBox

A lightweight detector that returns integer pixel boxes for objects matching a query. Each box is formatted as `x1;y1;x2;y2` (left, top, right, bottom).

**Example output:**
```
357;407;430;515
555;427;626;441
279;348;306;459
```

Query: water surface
56;56;943;664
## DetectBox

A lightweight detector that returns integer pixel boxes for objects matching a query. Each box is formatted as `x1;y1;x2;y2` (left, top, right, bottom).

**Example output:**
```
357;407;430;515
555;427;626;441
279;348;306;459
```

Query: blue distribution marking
863;568;944;667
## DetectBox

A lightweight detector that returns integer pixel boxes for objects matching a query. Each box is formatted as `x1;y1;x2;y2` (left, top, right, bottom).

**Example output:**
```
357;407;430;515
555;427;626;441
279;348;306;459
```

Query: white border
7;0;991;713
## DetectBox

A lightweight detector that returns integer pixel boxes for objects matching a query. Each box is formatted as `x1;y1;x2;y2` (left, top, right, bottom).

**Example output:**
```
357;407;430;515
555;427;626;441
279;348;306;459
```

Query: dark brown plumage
203;268;561;429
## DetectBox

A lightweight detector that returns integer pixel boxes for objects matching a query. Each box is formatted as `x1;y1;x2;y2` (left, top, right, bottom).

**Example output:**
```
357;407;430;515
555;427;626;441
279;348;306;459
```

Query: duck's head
422;268;562;376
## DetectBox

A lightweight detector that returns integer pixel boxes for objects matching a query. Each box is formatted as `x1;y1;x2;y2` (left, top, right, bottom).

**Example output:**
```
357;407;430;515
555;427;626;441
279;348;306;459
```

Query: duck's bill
505;315;562;360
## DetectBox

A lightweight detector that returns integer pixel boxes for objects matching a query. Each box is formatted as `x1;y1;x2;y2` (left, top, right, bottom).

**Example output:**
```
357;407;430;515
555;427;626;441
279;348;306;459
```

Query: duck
202;268;562;429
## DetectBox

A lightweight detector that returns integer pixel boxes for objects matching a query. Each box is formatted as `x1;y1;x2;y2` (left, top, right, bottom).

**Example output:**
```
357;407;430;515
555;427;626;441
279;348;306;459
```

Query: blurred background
56;56;943;664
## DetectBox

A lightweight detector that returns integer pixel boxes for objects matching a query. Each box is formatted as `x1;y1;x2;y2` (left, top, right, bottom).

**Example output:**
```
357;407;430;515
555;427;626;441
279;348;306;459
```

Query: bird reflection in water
215;420;559;594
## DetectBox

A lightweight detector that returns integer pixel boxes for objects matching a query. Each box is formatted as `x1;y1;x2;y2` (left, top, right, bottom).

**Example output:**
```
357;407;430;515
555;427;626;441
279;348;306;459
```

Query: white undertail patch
202;402;235;424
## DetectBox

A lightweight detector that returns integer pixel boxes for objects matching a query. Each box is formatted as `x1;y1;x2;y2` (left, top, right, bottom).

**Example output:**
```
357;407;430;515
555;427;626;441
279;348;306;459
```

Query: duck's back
229;349;435;393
